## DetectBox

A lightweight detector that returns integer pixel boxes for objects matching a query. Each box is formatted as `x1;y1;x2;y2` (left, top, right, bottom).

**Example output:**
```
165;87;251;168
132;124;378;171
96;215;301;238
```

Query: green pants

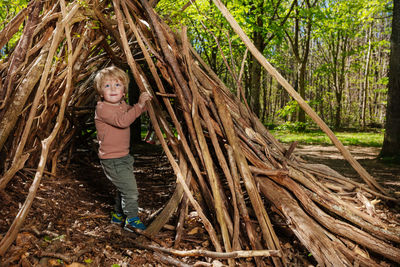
100;154;139;218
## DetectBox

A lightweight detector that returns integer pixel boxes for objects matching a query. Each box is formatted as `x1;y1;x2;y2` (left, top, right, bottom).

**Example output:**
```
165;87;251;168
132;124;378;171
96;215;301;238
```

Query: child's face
100;76;125;105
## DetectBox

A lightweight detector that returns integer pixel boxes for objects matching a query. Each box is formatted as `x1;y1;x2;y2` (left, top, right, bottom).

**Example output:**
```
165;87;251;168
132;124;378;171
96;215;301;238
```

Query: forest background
0;0;395;148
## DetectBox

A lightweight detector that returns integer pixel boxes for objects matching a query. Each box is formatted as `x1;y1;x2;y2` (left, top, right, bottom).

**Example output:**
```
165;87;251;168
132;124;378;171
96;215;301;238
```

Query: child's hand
138;92;152;109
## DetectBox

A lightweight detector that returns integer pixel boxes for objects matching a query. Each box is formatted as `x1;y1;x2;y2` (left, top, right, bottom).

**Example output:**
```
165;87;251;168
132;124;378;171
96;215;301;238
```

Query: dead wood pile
0;0;399;266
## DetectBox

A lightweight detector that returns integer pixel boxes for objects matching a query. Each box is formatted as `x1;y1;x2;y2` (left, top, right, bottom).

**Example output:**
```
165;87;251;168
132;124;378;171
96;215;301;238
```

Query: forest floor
1;142;399;266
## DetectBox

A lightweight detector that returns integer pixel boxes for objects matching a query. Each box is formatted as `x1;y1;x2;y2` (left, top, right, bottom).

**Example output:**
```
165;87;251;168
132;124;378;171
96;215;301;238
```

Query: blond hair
94;66;130;95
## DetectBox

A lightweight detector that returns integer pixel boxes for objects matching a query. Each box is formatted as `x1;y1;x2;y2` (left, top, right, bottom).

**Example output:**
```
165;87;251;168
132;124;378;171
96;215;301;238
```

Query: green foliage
0;0;28;27
275;121;311;132
263;122;278;130
0;0;28;56
277;100;298;118
76;0;89;9
377;77;389;87
271;130;384;147
360;0;392;22
157;0;236;75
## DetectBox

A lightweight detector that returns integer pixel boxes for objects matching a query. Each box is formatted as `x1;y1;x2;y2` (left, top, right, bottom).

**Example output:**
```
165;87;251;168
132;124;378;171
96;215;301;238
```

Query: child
94;66;152;231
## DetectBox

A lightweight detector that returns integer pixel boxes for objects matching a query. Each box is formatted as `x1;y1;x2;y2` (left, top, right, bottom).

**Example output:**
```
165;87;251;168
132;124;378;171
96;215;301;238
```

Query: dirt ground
1;143;399;266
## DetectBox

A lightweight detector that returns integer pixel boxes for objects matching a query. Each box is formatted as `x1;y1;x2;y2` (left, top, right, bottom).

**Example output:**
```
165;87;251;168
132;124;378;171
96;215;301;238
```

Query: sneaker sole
124;225;145;232
124;225;136;232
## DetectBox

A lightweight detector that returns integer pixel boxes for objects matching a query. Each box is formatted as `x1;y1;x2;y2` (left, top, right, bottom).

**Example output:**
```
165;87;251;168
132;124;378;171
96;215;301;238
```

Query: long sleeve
95;101;146;159
95;102;144;128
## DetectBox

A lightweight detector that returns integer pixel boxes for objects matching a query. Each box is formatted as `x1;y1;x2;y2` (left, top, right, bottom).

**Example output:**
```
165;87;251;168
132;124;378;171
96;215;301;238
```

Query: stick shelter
0;0;399;266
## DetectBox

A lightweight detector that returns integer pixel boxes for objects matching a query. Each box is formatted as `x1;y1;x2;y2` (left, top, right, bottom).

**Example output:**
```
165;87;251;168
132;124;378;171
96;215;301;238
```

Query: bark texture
381;0;400;159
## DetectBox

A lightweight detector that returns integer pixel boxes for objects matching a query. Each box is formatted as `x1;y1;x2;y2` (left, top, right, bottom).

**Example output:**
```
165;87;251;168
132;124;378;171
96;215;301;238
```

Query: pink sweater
95;101;145;159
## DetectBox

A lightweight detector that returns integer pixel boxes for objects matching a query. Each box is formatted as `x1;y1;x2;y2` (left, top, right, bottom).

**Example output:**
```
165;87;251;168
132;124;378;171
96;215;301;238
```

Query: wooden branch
262;173;400;261
93;6;124;51
27;27;53;59
145;151;187;234
256;177;352;266
213;86;284;267
284;141;298;158
287;167;400;242
183;27;233;261
226;145;266;267
156;92;177;98
174;193;189;248
153;252;192;267
248;166;288;176
0;1;77;255
0;42;49;153
0;154;29;190
133;242;281;259
196;90;240;240
33;12;61;37
140;0;193;104
298;162;395;201
0;4;80;189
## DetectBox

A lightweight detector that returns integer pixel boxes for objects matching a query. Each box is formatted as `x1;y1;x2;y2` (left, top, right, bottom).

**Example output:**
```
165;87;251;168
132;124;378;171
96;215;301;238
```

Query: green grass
270;130;384;147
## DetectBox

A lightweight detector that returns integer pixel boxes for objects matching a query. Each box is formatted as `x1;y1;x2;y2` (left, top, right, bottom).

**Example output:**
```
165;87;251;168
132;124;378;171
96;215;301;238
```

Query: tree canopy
156;0;392;130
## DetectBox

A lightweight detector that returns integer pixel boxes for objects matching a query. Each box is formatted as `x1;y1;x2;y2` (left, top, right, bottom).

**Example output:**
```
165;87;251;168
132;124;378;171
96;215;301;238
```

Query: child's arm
96;92;152;128
137;92;152;109
96;103;142;128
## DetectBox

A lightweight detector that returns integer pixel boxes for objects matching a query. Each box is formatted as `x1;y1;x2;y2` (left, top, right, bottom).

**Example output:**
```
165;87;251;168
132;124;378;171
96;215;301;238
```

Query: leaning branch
132;242;281;259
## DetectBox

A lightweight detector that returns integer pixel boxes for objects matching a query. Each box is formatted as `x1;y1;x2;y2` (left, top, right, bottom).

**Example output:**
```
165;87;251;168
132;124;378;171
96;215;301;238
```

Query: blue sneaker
124;216;146;231
111;212;124;224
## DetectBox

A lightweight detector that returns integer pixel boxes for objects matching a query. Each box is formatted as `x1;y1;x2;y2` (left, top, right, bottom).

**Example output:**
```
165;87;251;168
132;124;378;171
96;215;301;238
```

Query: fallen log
257;177;358;266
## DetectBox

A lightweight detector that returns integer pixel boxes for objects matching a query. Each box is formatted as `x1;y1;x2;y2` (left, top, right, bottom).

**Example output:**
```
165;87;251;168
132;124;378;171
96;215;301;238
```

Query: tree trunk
285;0;314;125
248;11;264;117
335;91;342;129
361;26;372;129
381;0;400;159
249;57;262;117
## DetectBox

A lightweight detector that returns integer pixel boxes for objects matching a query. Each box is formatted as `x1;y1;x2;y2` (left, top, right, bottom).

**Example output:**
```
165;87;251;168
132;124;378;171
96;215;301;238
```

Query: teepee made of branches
0;0;399;266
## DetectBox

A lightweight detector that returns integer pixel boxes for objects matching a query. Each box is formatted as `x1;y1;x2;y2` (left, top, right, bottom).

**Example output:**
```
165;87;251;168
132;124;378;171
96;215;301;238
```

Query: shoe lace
113;213;123;219
133;219;143;225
